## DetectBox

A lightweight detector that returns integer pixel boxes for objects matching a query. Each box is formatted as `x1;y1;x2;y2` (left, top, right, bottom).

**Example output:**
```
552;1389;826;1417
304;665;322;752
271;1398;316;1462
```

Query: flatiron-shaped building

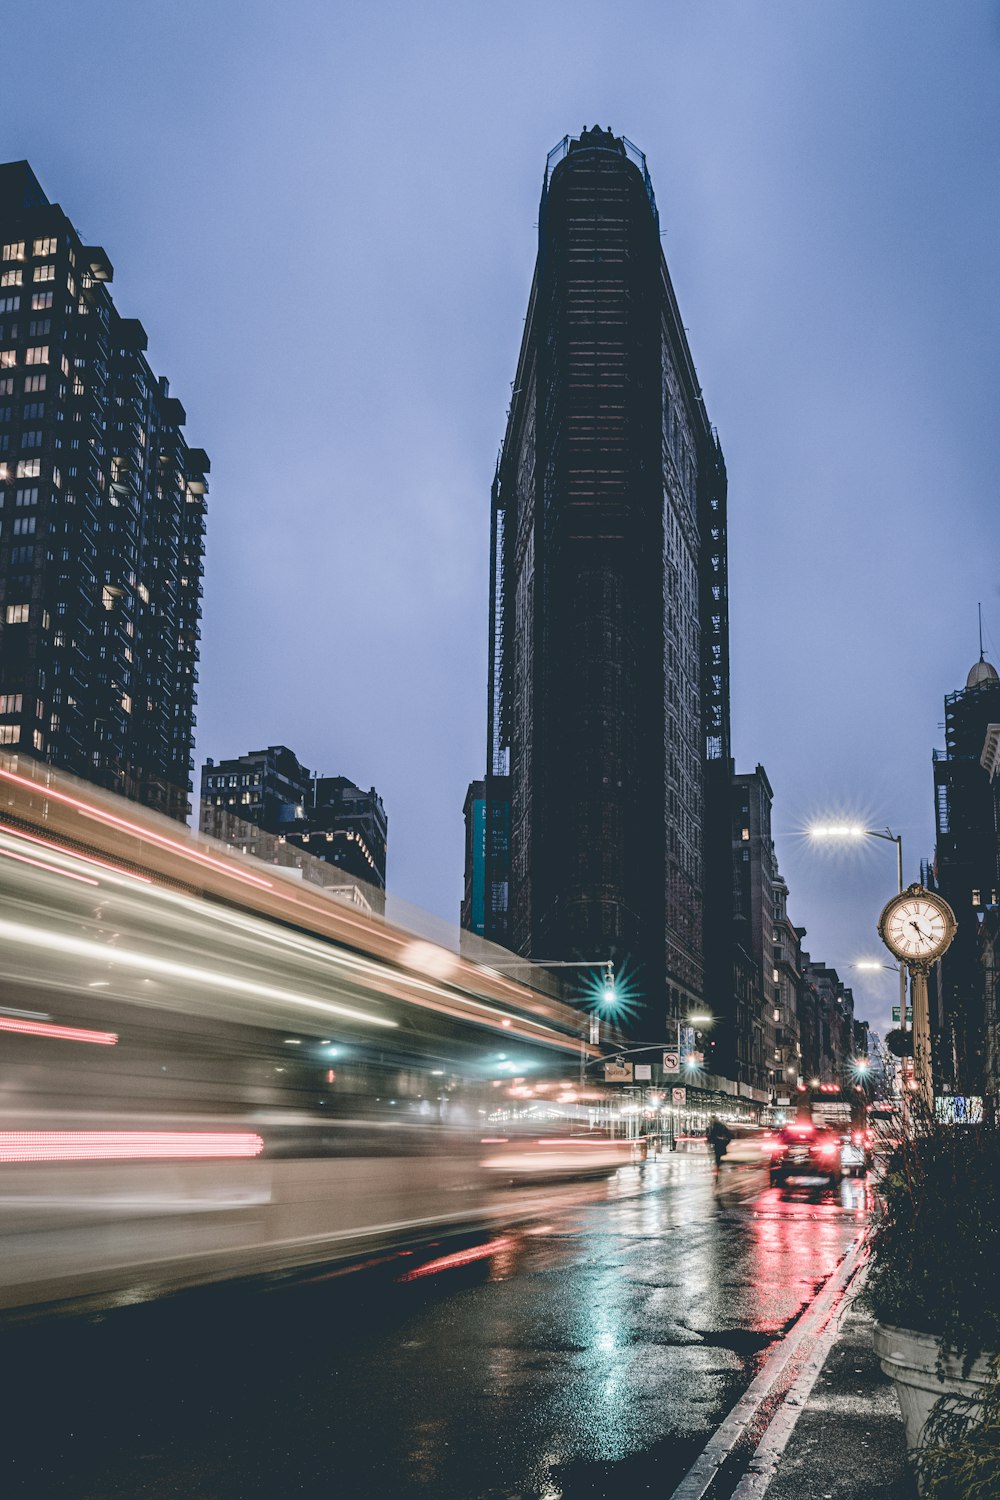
482;127;731;1037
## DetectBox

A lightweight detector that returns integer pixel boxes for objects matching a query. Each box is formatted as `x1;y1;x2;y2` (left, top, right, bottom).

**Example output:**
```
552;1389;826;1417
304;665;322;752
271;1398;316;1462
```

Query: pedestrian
707;1116;733;1180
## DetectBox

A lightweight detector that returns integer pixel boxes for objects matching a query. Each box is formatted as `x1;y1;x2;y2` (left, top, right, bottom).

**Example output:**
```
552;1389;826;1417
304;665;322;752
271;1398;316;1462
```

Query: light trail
0;1131;264;1162
0;917;399;1030
0;1016;118;1046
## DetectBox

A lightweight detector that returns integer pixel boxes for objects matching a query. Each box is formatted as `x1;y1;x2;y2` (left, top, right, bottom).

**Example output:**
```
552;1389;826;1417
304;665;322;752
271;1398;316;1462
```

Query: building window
741;827;750;840
32;238;58;258
0;693;22;714
972;890;981;908
13;515;36;534
25;346;49;366
30;291;53;312
1;269;23;287
32;264;55;283
0;295;19;314
15;486;38;506
773;1007;781;1022
15;459;40;477
0;725;21;745
5;604;29;624
2;242;25;262
24;374;45;393
0;350;15;369
28;319;51;338
21;431;43;449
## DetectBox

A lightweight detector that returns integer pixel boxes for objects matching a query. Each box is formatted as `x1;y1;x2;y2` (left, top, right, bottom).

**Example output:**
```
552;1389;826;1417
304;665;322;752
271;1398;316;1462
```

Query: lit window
13;515;36;535
0;693;22;714
0;350;15;369
25;346;49;366
0;269;22;287
32;238;58;258
32;264;55;283
121;694;132;715
2;242;25;262
773;1007;780;1022
30;291;53;311
972;890;981;908
772;967;779;983
16;459;40;477
0;725;21;744
32;729;44;751
15;486;38;506
5;603;29;624
24;374;46;393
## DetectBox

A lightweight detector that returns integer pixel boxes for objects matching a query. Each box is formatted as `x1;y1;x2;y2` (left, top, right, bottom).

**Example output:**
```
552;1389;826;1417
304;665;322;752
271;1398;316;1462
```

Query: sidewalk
760;1304;916;1499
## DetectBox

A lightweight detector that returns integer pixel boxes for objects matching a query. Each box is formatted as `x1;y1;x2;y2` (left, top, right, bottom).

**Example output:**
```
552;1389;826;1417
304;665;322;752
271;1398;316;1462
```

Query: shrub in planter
911;1355;1000;1499
862;1123;1000;1372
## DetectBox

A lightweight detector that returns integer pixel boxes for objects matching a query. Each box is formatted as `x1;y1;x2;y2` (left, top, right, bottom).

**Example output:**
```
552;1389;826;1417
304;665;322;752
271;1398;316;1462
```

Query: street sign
663;1051;680;1073
634;1064;652;1081
672;1087;686;1106
604;1061;634;1083
891;1006;913;1024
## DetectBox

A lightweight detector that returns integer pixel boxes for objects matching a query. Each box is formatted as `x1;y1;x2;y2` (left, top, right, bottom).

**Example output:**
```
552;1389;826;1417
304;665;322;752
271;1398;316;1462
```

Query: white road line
729;1253;869;1499
666;1231;867;1500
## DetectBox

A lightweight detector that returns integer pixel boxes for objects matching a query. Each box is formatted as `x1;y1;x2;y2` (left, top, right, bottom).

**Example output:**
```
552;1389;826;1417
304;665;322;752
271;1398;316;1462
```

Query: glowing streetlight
808;821;908;1086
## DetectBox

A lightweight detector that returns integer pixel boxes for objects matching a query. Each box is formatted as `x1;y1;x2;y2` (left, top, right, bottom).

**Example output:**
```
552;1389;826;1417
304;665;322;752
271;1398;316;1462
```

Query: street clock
878;885;956;967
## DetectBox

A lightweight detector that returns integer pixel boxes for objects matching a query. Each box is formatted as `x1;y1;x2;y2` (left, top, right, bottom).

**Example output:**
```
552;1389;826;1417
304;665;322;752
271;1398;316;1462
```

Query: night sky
5;1;999;1039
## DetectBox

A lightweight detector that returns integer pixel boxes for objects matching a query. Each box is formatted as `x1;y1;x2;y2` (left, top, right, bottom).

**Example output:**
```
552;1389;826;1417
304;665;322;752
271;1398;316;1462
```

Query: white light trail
0;917;398;1030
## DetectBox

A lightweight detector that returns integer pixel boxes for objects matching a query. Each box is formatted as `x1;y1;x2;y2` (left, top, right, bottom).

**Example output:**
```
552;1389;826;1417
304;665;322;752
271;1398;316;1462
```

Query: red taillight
852;1131;862;1145
816;1141;838;1158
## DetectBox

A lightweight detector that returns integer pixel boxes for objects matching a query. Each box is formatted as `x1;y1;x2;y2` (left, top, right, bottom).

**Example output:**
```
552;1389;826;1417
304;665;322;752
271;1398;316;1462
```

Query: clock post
877;883;957;1114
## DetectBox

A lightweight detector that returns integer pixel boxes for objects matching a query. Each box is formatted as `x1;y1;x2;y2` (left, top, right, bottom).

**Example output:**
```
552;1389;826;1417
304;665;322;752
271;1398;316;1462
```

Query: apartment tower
0;161;208;820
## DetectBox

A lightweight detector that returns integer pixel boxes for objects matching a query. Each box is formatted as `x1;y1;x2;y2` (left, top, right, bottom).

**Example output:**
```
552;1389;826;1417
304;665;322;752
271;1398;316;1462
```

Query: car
768;1121;843;1189
840;1128;872;1177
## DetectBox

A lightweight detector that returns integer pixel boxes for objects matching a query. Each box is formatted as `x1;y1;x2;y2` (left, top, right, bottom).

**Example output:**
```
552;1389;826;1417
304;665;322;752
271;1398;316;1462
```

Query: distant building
478;125;731;1040
730;765;779;1097
927;653;1000;1095
461;780;486;936
288;775;387;890
200;746;387;891
0;160;208;820
200;745;311;834
799;958;856;1085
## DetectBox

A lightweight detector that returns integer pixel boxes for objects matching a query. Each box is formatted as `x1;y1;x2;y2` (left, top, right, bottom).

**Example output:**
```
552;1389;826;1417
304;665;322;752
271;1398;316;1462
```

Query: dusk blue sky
7;2;999;1038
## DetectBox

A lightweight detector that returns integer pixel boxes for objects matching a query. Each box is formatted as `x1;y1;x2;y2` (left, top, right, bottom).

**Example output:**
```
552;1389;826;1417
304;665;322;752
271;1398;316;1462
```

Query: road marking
666;1232;868;1500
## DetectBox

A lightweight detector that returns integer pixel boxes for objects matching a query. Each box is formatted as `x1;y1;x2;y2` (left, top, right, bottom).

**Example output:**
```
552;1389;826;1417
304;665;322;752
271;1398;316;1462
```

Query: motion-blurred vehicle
479;1128;639;1181
768;1121;843;1189
721;1125;772;1165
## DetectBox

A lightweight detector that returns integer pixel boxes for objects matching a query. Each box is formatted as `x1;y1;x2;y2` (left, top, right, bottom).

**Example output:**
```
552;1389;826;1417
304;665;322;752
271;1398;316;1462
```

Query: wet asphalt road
4;1154;869;1500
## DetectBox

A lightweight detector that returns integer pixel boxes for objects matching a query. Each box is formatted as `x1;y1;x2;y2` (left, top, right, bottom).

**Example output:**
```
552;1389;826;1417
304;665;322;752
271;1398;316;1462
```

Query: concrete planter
873;1319;995;1456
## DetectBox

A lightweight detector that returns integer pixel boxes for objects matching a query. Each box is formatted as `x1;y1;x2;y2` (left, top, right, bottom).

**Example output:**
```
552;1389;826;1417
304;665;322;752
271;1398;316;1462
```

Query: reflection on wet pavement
5;1155;867;1500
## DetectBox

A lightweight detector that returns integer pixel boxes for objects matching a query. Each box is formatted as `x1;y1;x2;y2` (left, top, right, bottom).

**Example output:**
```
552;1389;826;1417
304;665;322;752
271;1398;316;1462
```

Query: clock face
883;896;950;961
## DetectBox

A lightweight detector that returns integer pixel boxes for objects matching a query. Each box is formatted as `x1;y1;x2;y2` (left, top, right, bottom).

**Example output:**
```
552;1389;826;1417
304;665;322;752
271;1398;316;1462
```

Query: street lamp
808;821;908;1067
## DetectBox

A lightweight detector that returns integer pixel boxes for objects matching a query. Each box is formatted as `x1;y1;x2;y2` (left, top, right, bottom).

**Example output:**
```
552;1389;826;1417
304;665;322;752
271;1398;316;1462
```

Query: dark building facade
201;745;311;834
0;161;208;820
294;775;387;890
479;127;731;1040
461;779;487;936
928;654;1000;1095
200;745;387;891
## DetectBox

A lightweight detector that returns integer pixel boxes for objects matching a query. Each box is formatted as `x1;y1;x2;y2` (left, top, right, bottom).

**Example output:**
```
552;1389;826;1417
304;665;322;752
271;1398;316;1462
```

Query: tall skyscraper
928;651;1000;1094
479;127;731;1038
0;161;208;820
